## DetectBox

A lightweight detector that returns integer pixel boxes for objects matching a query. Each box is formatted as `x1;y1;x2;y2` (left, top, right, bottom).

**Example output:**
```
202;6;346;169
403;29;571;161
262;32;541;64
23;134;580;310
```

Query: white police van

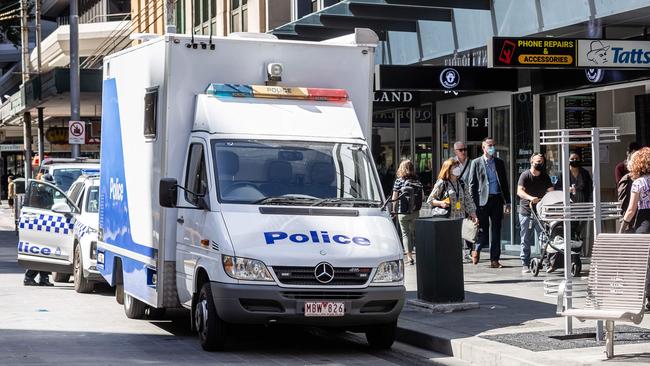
17;175;103;293
97;30;405;351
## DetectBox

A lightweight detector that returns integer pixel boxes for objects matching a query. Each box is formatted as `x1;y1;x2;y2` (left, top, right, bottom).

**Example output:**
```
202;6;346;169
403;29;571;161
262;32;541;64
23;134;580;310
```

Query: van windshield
212;140;382;206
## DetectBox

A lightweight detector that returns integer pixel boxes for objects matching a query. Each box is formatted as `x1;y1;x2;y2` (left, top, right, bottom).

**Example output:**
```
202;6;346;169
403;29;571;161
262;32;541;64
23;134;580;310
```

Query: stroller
528;191;584;277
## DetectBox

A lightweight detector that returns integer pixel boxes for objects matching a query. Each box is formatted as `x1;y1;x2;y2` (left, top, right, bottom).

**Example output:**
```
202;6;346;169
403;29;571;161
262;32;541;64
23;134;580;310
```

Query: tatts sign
578;40;650;68
489;37;577;68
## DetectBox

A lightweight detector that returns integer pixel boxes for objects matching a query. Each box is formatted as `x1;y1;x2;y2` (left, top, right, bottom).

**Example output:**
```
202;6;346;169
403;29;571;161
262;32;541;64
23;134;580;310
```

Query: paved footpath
0;204;465;366
398;246;650;365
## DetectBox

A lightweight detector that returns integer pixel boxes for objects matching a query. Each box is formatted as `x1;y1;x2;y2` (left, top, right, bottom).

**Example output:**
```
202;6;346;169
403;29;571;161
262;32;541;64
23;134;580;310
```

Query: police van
97;30;405;351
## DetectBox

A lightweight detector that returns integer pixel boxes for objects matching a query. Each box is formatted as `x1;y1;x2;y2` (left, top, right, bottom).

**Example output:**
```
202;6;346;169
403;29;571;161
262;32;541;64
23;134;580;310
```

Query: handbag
429;181;450;217
462;218;478;243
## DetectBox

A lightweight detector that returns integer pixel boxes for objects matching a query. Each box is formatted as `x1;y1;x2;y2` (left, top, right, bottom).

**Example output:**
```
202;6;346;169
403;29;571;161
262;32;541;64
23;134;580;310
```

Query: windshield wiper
254;196;318;205
311;197;381;207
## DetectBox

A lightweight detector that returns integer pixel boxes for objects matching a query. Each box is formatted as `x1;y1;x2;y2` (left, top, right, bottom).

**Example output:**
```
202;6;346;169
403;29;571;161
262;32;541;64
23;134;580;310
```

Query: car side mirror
159;178;178;208
52;201;72;214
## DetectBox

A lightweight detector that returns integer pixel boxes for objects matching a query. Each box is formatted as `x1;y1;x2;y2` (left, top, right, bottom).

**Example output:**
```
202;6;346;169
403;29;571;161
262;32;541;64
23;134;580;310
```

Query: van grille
281;291;366;300
273;266;371;286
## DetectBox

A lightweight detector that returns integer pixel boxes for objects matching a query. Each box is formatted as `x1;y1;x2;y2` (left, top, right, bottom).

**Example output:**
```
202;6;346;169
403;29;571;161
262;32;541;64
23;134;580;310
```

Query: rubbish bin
414;217;464;303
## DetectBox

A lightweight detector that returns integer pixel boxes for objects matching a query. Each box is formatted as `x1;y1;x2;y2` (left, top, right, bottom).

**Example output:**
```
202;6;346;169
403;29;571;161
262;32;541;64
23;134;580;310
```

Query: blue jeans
519;214;541;266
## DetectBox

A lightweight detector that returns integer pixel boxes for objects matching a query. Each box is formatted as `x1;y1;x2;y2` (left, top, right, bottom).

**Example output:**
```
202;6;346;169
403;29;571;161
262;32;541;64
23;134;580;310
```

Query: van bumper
210;283;405;327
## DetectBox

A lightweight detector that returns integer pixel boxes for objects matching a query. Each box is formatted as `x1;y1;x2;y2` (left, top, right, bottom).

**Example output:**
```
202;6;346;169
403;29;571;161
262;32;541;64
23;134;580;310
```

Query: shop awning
271;0;490;41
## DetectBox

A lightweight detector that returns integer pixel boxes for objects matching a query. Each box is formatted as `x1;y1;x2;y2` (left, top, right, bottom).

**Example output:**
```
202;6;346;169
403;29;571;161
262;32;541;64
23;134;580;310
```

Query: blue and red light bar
205;83;348;102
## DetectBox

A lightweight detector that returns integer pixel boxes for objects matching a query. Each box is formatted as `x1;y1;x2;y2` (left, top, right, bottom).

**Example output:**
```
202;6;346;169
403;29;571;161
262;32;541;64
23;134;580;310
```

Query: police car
37;157;100;192
17;174;103;293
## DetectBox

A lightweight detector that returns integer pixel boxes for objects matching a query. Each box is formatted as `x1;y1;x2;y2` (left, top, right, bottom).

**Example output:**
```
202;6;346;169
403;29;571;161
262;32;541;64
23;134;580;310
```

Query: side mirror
52;201;72;214
159;178;178;208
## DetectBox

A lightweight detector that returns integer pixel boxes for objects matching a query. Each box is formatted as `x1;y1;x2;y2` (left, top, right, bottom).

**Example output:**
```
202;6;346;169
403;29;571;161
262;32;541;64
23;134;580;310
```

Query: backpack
398;178;423;214
617;173;633;213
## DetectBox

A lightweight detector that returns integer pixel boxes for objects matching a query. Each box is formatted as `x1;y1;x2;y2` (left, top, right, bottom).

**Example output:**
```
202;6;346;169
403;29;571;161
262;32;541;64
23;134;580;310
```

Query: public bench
557;233;650;358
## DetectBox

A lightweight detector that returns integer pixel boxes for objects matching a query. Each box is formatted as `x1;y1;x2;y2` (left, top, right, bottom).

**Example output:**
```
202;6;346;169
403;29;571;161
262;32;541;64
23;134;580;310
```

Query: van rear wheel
196;282;227;351
124;292;146;319
365;322;397;349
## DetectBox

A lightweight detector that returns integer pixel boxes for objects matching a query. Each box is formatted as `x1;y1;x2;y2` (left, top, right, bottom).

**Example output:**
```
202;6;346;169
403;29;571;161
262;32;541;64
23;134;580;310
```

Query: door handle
177;216;184;224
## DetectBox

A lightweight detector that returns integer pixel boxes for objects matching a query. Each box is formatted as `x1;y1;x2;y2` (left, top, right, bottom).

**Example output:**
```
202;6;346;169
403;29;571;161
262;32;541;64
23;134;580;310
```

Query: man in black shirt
517;153;553;274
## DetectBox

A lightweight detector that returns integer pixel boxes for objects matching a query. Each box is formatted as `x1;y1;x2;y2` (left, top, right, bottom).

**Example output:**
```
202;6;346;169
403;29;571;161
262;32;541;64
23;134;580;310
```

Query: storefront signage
375;65;518;92
577;39;650;68
466;109;489;142
373;91;419;107
46;127;68;144
69;120;85;144
489;37;577;68
0;144;24;152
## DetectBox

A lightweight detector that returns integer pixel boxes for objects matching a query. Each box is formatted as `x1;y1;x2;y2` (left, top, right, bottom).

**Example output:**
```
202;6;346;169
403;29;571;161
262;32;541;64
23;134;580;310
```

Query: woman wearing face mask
428;159;479;259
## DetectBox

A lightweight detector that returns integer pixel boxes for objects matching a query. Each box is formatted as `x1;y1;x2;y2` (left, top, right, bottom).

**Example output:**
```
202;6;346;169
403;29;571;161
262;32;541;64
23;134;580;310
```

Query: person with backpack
390;159;424;265
428;158;478;259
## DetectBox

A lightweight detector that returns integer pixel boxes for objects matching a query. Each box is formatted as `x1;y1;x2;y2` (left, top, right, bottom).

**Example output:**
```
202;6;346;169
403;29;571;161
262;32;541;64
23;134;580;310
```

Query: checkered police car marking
19;214;74;235
73;221;93;239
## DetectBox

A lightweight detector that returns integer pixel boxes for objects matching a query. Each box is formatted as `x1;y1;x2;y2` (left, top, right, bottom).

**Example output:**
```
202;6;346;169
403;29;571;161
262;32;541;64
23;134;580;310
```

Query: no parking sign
68;120;85;144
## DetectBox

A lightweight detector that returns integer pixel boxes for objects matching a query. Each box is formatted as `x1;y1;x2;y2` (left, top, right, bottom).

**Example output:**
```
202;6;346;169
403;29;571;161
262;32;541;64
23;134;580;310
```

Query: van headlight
372;260;404;283
222;255;274;281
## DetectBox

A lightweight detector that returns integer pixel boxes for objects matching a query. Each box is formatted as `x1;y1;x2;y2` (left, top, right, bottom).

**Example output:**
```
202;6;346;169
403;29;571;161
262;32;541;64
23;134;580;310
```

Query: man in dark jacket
469;137;511;268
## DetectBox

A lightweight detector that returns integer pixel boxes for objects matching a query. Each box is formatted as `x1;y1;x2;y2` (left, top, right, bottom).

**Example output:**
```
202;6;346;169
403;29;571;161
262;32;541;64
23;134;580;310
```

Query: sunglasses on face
456;148;467;152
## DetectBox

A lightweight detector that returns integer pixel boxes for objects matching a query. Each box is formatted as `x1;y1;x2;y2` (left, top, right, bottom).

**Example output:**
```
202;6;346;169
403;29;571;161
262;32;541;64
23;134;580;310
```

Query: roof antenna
209;7;215;50
188;0;196;49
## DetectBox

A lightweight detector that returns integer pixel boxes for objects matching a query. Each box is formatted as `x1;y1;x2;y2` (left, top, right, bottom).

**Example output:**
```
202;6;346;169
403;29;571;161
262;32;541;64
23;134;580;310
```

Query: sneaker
522;266;531;274
38;280;54;287
546;266;557;273
23;278;38;286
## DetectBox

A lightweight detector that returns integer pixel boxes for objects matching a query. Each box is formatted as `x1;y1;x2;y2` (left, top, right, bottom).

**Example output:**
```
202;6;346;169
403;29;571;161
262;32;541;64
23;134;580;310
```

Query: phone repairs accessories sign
69;120;85;144
489;37;577;68
578;40;650;68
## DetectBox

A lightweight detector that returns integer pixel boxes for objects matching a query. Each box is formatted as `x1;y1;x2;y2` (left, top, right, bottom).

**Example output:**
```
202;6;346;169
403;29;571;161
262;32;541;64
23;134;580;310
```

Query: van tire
115;284;124;305
365;322;397;349
196;282;227;351
124;292;146;319
73;245;94;293
53;272;70;283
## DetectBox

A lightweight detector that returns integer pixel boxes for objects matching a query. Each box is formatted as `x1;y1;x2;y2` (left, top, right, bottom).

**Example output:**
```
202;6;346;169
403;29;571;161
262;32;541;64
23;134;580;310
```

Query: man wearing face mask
468;137;511;268
517;153;554;274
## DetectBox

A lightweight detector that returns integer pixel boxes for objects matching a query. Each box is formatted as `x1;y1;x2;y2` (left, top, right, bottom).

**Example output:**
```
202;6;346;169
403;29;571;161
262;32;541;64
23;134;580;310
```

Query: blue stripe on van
98;78;157;261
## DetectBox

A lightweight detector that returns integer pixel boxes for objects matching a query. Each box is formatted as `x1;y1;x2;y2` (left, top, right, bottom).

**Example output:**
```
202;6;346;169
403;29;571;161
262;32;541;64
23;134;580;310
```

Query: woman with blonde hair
428;158;479;259
391;159;423;265
621;147;650;234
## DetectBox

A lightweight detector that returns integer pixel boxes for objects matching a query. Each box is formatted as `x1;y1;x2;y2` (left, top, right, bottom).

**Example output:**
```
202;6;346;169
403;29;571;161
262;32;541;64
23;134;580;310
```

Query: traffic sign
68;120;85;144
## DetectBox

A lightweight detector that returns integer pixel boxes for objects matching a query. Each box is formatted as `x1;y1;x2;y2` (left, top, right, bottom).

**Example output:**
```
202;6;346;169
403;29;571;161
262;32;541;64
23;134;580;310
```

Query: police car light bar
205;84;348;102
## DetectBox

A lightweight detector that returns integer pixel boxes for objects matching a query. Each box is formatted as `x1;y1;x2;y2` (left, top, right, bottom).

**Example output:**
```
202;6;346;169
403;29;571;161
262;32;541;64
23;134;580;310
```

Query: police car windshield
52;168;99;192
212;140;382;205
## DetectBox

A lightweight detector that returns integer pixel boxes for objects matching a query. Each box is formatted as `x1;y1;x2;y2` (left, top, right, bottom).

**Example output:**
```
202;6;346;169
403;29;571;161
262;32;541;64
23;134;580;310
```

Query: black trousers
475;195;503;261
25;270;50;282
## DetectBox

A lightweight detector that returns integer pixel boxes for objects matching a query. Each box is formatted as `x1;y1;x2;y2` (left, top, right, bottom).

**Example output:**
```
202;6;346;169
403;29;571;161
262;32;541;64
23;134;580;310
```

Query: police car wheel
124;292;146;319
53;272;70;283
365;322;397;349
196;283;227;351
73;245;94;293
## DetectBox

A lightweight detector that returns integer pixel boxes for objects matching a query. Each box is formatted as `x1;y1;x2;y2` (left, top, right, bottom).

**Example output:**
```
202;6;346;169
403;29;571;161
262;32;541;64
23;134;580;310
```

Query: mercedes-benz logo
314;262;335;284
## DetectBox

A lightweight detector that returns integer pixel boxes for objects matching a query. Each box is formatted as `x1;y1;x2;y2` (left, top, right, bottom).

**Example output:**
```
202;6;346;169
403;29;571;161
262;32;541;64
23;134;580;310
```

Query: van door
18;180;79;272
176;140;210;306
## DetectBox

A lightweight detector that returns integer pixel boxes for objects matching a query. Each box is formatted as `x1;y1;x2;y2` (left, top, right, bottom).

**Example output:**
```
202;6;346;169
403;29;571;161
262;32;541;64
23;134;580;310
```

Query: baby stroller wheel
571;257;582;277
530;258;541;277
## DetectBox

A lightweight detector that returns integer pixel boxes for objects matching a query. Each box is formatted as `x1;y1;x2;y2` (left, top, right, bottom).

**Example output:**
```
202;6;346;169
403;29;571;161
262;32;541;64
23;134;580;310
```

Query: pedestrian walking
620;147;650;234
468;137;511;267
615;142;641;184
7;176;15;209
453;141;474;260
517;153;554;273
428;158;478;259
391;160;424;265
550;152;592;271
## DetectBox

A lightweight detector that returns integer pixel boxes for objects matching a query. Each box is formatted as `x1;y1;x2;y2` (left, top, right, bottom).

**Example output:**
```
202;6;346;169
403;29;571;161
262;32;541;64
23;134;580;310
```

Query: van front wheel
196;283;227;351
365;322;397;349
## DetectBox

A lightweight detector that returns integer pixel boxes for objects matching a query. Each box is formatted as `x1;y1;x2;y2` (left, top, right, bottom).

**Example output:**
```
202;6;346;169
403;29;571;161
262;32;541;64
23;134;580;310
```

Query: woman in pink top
621;147;650;234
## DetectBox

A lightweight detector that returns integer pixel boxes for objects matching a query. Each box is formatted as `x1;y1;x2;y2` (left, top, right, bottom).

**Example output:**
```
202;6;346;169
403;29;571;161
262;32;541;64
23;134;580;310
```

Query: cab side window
185;143;208;206
25;181;64;210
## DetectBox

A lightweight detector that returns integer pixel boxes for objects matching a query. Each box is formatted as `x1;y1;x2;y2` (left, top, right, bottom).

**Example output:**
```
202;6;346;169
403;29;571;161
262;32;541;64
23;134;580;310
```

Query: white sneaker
522;266;531;274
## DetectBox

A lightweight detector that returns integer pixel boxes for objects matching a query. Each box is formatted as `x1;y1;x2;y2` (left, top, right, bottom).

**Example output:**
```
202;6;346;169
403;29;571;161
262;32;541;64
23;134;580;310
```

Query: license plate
304;302;345;317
